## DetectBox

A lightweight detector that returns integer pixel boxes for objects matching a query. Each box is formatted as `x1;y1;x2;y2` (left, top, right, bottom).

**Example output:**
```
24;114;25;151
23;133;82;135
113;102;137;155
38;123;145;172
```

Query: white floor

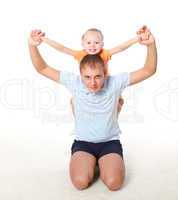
0;125;178;200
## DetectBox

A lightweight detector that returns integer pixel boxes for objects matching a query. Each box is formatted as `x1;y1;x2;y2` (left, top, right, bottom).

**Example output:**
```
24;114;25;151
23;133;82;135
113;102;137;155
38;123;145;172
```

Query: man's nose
91;78;96;85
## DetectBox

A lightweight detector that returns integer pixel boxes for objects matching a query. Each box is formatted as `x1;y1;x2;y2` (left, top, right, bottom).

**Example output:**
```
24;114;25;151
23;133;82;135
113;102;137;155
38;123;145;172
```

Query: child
41;28;139;62
41;28;141;113
28;26;157;191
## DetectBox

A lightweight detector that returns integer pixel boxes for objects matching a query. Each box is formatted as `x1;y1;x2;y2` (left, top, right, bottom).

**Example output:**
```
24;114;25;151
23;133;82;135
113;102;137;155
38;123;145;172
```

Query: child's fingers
137;25;148;34
39;32;45;37
138;25;146;32
32;29;42;37
136;26;147;35
142;25;147;31
137;28;152;41
35;29;42;34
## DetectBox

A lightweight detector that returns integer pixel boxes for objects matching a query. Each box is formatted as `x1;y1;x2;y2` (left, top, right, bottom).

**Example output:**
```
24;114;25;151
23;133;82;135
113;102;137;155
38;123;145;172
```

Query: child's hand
28;29;45;46
139;33;155;45
137;26;155;46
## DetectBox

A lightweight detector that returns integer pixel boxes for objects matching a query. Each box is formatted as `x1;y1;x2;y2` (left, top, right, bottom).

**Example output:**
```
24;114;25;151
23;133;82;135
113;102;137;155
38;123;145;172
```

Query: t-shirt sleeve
73;50;85;62
60;71;77;94
114;72;130;96
101;49;112;62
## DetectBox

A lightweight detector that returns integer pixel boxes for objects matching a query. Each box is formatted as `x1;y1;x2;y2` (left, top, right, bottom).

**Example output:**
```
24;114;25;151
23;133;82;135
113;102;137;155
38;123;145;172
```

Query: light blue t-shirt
60;71;130;143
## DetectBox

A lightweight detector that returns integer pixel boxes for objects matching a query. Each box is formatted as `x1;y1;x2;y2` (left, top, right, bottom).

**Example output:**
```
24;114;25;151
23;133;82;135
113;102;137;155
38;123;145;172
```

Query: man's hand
137;26;155;46
28;29;45;46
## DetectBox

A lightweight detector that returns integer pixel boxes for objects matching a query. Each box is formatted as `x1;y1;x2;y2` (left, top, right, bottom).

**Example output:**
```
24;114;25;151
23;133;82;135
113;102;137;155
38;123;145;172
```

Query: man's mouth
90;86;97;90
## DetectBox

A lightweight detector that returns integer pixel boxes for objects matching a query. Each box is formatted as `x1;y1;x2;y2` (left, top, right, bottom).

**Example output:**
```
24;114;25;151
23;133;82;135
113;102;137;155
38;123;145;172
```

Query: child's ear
81;40;85;48
101;41;104;47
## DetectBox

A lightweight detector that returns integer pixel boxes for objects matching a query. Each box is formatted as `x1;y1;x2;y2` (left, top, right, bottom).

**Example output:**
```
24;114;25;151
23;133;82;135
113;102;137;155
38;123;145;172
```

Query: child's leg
70;151;96;190
98;153;125;191
117;96;124;113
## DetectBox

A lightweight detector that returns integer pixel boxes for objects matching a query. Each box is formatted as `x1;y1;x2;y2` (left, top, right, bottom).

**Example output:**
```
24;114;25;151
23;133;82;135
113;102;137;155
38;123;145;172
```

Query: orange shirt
73;49;112;64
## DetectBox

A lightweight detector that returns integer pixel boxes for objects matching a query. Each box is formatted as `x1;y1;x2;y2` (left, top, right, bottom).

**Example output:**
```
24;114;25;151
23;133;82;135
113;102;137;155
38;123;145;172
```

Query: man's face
81;65;106;93
82;31;104;55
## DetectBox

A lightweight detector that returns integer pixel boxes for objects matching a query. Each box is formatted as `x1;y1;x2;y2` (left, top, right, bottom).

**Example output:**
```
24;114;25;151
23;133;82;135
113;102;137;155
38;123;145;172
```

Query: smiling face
82;30;104;55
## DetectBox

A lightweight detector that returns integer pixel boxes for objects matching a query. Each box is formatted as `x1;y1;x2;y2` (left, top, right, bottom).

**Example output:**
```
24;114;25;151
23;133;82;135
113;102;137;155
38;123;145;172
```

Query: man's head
81;28;104;55
80;54;107;93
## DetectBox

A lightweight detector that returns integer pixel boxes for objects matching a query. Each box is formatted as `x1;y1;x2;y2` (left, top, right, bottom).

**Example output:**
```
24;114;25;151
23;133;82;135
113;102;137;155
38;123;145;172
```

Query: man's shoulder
108;72;130;86
60;71;79;84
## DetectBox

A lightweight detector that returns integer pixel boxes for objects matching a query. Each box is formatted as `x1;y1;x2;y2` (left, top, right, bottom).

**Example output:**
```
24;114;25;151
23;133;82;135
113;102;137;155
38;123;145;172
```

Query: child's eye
95;42;99;44
87;42;91;45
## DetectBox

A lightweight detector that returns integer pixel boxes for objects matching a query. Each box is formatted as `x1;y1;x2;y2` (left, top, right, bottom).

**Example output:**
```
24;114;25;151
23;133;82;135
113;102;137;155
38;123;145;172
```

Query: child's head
81;28;104;55
80;54;107;93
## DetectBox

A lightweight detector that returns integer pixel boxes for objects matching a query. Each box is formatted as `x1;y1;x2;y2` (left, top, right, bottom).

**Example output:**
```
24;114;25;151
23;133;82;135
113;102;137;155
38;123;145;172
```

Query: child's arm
129;30;157;86
108;36;139;56
28;30;60;83
42;37;76;57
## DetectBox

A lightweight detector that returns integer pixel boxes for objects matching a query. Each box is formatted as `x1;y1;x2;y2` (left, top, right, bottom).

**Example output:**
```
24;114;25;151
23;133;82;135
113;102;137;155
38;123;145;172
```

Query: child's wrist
41;37;48;42
135;35;140;43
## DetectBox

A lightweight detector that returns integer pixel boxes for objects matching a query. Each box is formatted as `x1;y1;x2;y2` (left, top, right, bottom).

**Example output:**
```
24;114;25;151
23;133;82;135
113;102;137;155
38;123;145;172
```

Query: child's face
82;31;104;55
81;65;106;93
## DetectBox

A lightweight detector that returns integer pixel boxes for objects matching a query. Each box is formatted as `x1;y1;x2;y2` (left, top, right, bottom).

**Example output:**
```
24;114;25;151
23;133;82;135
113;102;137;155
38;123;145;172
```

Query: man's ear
104;65;108;77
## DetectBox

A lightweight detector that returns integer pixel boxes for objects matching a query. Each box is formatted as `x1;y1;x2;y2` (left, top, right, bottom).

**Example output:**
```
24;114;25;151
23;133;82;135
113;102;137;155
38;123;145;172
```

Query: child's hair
82;28;104;41
80;54;107;75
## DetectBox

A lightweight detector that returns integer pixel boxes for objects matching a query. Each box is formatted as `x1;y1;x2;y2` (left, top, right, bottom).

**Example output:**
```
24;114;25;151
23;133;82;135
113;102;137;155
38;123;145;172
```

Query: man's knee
71;175;90;190
103;176;124;191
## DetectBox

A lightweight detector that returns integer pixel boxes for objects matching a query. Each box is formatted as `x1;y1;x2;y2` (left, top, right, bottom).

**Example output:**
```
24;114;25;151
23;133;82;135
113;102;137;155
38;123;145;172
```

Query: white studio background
0;0;178;198
0;0;177;130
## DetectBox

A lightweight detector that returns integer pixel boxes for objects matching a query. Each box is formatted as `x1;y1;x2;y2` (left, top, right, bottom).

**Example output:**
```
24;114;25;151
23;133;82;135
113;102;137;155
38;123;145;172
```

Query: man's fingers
30;29;45;40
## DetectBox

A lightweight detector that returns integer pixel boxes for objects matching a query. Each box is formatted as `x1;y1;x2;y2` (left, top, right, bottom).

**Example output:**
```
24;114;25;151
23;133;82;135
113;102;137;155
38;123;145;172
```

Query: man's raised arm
28;30;60;83
130;29;157;86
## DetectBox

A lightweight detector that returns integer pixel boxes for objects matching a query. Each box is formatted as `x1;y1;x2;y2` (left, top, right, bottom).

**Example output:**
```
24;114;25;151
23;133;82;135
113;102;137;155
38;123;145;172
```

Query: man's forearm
29;44;47;72
144;42;157;74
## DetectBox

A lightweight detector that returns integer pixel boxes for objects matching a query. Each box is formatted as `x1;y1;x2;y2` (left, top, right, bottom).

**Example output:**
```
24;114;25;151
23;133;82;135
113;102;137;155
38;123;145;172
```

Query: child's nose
90;43;95;47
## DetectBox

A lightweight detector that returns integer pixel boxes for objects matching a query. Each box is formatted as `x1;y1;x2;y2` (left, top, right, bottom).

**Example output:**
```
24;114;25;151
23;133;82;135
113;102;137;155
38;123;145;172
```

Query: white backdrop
0;0;178;199
0;0;178;130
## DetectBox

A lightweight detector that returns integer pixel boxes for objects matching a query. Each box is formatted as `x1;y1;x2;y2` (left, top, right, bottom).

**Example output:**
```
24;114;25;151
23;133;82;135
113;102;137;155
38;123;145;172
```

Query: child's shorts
71;139;123;161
